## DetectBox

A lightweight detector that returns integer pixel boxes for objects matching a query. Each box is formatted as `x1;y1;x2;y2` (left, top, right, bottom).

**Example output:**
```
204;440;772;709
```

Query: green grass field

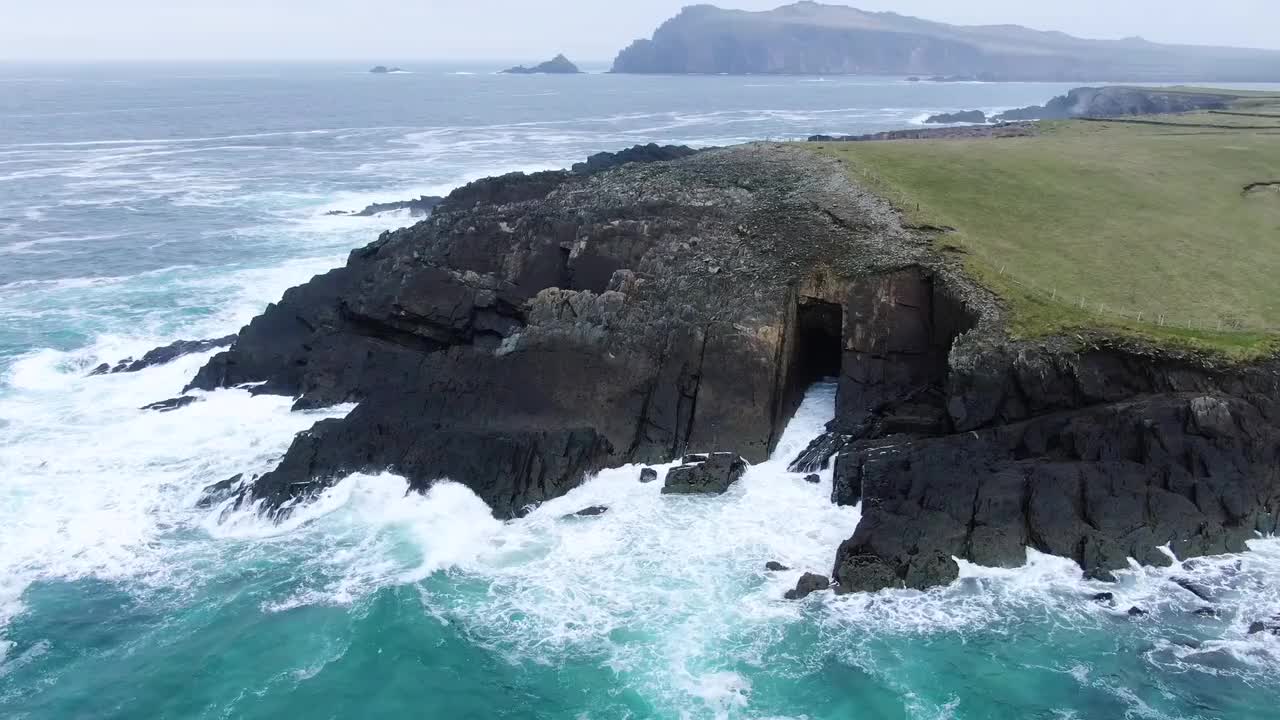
808;116;1280;357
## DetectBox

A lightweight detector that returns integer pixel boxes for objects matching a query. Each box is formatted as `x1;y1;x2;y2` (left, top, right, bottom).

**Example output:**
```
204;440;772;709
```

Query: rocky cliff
190;142;1280;592
611;3;1280;82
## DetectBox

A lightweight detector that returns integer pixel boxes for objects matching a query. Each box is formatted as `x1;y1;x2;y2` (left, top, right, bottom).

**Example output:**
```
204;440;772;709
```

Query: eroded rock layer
190;145;950;519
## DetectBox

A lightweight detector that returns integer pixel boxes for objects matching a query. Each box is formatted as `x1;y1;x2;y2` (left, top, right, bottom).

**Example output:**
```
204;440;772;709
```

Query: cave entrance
794;298;843;386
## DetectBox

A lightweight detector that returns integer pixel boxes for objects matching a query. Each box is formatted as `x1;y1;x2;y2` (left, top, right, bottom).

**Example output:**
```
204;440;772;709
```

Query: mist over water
1;62;1278;718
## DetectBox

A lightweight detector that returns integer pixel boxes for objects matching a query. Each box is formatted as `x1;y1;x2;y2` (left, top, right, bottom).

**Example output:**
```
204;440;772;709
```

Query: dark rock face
993;87;1235;122
662;453;748;495
832;344;1280;593
90;335;236;376
328;196;444;218
785;572;831;600
639;468;659;483
1250;618;1280;635
183;140;1280;595
196;474;243;509
809;124;1037;143
611;4;1280;81
502;54;582;75
141;396;199;412
186;145;938;520
766;561;790;572
925;110;988;124
570;144;701;176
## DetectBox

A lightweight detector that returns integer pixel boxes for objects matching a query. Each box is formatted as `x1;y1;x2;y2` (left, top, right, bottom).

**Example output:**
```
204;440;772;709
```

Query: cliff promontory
611;3;1280;82
186;141;1280;594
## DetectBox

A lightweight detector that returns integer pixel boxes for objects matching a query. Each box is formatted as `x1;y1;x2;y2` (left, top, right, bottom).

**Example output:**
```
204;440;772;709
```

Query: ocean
1;62;1277;719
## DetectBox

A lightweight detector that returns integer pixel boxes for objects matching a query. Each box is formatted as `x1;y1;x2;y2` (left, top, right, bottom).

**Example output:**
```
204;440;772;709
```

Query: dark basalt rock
186;145;936;521
502;54;582;75
565;505;609;518
91;335;236;376
993;86;1235;122
196;474;243;509
809;123;1037;143
183;142;1280;595
1172;578;1215;603
804;473;821;484
1091;592;1115;604
571;144;701;175
925;110;988;124
766;561;790;572
1128;607;1149;617
639;468;659;483
785;572;831;600
662;453;748;495
1249;618;1280;635
141;396;199;412
328;196;444;218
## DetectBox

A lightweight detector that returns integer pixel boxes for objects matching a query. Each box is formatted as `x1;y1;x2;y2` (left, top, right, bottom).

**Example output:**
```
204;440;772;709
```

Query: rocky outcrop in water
327;196;444;218
91;335;236;376
661;453;748;495
924;110;987;125
993;86;1236;122
188;140;1280;593
501;55;582;75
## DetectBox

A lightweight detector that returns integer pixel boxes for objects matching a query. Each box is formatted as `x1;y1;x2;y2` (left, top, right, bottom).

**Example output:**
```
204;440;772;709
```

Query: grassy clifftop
807;103;1280;358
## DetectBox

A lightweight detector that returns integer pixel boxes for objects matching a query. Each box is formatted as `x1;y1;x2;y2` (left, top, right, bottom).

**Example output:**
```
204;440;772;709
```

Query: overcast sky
3;1;1277;61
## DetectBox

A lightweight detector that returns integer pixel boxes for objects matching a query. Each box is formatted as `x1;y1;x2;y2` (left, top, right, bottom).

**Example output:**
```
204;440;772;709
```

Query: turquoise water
1;63;1278;719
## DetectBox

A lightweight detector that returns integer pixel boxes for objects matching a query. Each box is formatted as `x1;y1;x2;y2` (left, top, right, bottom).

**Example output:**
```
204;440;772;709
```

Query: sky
2;1;1277;61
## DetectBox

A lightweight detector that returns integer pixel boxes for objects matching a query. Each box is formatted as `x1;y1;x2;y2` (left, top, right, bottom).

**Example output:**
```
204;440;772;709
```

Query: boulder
1248;617;1280;635
661;453;748;495
1172;578;1215;603
196;474;243;509
804;473;821;484
785;573;831;600
639;468;659;483
564;505;609;518
1091;592;1115;604
1128;607;1149;617
766;561;790;572
141;396;199;412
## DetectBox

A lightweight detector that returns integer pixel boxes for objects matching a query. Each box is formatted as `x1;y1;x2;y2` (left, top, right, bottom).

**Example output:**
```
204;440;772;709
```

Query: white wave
0;338;352;656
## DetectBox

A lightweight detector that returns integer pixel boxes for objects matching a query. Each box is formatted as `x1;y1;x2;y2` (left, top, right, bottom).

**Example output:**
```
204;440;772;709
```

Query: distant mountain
611;2;1280;81
501;54;583;75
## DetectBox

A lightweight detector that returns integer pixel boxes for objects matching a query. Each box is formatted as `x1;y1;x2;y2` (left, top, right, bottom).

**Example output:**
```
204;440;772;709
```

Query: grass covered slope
809;117;1280;356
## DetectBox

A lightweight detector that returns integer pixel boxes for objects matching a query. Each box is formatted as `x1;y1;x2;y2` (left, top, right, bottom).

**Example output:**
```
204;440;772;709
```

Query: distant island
369;66;405;74
611;2;1280;81
501;54;583;75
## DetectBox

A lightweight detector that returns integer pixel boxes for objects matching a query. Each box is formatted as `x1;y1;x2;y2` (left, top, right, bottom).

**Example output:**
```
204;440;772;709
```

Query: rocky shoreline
150;141;1278;595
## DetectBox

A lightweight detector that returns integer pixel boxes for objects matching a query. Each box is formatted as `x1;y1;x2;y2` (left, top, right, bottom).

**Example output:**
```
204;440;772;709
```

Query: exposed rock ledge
188;143;1280;593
